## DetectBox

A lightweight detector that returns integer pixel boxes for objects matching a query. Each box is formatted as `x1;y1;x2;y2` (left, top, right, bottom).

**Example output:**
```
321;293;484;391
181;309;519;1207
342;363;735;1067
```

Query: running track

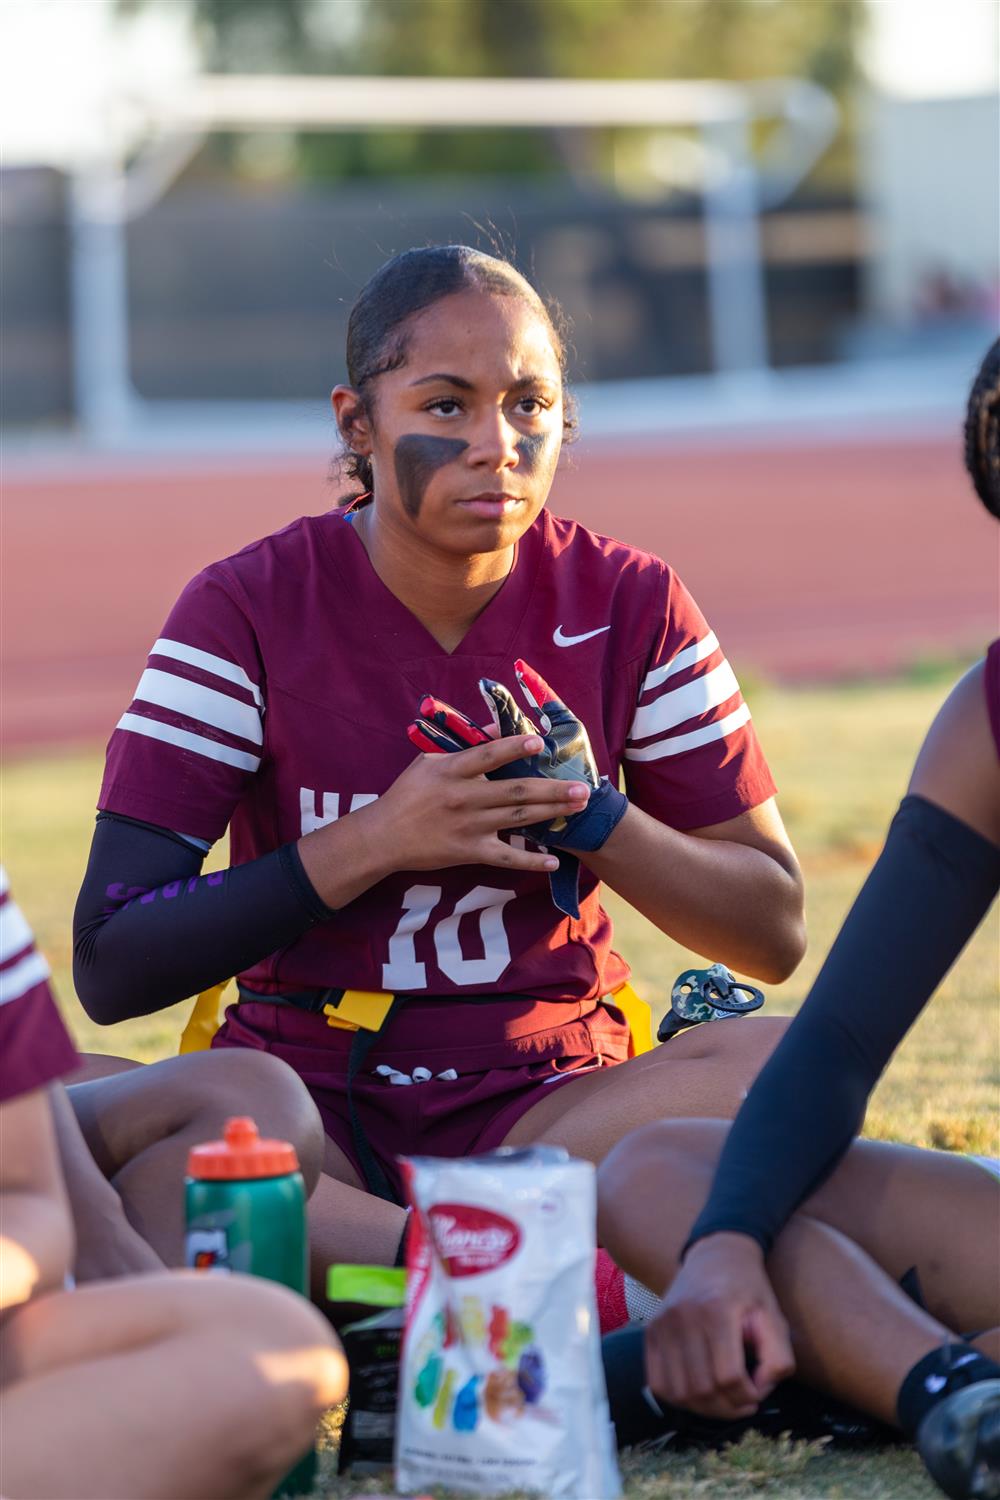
3;433;997;751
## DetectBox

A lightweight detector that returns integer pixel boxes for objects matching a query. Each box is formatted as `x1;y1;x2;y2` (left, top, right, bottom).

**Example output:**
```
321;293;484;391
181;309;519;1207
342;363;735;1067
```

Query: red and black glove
408;697;492;755
407;660;627;918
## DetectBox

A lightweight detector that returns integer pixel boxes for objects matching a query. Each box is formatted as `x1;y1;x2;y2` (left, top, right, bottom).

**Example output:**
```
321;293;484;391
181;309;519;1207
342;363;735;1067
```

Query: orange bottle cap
186;1116;299;1180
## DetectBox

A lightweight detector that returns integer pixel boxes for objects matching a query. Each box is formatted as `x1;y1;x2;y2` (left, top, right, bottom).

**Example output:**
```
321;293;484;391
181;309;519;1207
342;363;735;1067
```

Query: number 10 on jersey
382;885;515;990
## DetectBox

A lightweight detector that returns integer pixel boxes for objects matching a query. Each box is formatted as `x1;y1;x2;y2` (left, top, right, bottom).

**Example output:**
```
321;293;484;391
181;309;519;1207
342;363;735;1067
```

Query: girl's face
334;288;564;557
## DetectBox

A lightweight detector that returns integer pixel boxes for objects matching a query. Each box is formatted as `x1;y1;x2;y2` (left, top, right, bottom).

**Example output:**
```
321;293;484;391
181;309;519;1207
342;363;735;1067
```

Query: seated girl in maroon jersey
74;244;806;1285
0;869;346;1500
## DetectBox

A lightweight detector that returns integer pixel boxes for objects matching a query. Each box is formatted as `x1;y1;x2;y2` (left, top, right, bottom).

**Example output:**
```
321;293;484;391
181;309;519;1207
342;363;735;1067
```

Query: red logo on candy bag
427;1204;521;1277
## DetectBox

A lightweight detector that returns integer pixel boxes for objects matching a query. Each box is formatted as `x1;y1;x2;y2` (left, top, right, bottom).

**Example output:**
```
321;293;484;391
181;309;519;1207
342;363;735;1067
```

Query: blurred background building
2;0;998;748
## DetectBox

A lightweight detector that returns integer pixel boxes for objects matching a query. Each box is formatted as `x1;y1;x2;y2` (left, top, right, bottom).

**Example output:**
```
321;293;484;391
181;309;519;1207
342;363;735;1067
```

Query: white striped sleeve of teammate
115;636;264;774
0;868;52;1008
0;868;80;1101
624;630;750;762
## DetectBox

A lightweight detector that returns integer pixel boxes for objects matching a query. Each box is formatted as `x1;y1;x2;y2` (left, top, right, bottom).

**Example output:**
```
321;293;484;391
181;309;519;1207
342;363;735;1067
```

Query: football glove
407;660;627;918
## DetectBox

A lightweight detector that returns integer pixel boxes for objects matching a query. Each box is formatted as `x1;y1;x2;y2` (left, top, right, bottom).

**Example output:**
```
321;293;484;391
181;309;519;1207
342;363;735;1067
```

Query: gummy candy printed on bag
433;1368;457;1430
415;1350;443;1409
484;1367;525;1423
501;1320;533;1367
454;1375;481;1432
517;1347;546;1405
460;1295;487;1347
488;1304;509;1359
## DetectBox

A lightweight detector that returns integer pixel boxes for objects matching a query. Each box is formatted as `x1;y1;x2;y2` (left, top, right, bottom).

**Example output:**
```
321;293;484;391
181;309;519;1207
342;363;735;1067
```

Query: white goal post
68;74;839;443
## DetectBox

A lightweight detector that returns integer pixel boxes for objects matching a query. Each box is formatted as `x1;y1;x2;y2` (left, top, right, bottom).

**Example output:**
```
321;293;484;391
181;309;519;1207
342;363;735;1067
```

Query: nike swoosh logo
553;624;611;647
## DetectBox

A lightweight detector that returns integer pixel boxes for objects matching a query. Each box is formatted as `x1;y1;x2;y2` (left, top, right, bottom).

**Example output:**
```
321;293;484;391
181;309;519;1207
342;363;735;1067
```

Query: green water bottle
185;1115;307;1287
185;1116;313;1496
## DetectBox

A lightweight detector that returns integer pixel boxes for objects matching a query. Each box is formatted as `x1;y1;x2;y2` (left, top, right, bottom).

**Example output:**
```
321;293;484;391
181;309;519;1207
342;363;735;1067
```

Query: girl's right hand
361;733;590;875
645;1233;795;1420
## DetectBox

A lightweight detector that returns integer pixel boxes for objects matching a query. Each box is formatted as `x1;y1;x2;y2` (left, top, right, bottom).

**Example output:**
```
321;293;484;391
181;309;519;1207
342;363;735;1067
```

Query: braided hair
964;337;1000;519
338;245;576;497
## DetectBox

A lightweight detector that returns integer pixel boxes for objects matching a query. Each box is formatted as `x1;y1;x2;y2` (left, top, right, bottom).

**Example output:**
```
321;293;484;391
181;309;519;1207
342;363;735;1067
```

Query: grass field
3;669;997;1499
312;1426;943;1499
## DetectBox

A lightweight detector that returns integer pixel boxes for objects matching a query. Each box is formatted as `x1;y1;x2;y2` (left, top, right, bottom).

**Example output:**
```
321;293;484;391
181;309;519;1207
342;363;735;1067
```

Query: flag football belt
179;979;652;1053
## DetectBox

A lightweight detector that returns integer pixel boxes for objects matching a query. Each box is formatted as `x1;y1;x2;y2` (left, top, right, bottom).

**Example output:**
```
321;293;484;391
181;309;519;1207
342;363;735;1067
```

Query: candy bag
396;1147;621;1498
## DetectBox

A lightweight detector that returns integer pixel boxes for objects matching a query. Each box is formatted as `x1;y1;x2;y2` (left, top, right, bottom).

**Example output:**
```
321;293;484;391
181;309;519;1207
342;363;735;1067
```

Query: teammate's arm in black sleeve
684;792;1000;1254
73;814;333;1024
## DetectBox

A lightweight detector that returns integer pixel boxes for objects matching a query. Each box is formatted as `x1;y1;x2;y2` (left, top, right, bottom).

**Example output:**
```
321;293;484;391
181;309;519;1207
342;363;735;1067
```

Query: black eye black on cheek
515;430;551;472
393;433;469;518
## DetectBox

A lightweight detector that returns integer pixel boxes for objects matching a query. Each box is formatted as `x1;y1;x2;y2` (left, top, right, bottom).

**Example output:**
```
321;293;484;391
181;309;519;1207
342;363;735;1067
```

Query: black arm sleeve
684;795;1000;1256
73;813;334;1024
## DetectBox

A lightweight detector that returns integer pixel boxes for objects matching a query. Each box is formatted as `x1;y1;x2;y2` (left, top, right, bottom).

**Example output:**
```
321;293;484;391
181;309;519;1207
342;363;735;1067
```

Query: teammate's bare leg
306;1139;408;1299
596;1121;999;1424
67;1049;325;1265
600;1120;999;1335
0;1273;347;1500
69;1053;143;1082
501;1013;789;1156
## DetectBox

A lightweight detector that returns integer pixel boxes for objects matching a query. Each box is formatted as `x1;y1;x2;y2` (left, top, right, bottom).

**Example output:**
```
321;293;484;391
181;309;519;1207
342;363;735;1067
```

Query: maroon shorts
212;996;630;1200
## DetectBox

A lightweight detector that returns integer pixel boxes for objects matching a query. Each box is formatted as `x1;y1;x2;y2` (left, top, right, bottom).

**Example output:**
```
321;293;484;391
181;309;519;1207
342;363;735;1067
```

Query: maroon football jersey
99;509;775;1003
0;869;80;1103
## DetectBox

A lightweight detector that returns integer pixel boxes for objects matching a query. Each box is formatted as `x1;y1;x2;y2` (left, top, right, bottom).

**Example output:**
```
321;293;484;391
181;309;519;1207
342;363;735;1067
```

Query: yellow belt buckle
179;980;233;1054
611;980;655;1057
323;989;395;1033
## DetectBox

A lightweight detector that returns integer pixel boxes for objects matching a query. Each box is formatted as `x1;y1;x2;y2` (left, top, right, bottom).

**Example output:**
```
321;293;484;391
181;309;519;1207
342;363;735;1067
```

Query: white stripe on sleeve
0;949;52;1007
116;713;261;772
134;668;263;745
642;631;719;694
0;898;34;966
0;868;9;899
150;638;263;709
629;659;741;742
624;702;752;762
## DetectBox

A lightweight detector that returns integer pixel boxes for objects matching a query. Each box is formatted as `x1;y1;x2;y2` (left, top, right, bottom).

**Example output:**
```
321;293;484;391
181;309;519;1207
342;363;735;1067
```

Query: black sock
897;1345;1000;1439
600;1324;678;1449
